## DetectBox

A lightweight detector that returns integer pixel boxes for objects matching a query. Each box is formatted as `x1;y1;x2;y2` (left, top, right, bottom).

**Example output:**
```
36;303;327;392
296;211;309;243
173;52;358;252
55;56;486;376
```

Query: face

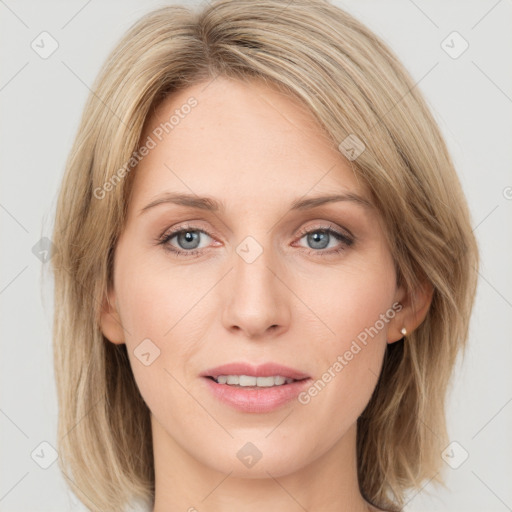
101;76;408;479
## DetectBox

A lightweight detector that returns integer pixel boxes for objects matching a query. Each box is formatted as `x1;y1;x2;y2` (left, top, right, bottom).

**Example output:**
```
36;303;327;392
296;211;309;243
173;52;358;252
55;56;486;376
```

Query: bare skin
100;76;432;512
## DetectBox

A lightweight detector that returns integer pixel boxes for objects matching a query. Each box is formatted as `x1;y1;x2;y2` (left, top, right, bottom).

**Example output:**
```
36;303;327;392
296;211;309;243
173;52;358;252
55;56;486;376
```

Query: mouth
204;374;309;388
200;362;312;413
201;361;311;384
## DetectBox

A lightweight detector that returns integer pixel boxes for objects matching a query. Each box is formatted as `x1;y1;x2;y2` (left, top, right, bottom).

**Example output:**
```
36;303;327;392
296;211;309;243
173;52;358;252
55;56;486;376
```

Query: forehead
130;76;368;212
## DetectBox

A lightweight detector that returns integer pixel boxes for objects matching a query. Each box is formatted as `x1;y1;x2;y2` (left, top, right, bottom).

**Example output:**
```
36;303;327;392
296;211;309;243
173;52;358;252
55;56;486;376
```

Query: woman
51;0;479;510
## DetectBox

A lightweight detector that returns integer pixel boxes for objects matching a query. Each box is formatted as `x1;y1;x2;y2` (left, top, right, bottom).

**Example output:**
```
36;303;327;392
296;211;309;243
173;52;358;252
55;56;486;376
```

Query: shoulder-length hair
50;0;479;510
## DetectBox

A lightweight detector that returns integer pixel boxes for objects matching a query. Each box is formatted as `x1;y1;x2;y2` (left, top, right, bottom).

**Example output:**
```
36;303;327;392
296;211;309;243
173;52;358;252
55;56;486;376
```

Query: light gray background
1;0;511;510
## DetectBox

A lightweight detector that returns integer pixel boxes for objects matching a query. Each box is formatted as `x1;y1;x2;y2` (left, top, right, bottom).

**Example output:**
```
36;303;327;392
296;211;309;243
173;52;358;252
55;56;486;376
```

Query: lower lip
203;377;312;413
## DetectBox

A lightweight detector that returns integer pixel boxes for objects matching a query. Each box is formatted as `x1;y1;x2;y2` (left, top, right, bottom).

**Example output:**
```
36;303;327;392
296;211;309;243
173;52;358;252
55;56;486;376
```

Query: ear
387;279;434;344
99;286;126;345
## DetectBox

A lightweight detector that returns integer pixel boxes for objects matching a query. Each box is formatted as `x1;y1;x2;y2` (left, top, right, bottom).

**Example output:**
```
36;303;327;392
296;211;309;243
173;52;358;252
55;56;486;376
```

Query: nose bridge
222;232;289;336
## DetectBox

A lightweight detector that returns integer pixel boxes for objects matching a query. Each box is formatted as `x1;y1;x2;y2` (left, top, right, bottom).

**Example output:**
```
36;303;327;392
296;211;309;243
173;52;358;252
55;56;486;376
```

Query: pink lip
200;362;310;380
203;377;312;413
200;362;311;413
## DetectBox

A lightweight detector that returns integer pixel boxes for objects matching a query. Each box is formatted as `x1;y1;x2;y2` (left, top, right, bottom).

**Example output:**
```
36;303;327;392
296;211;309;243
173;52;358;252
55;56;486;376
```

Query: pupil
179;231;199;249
309;231;328;249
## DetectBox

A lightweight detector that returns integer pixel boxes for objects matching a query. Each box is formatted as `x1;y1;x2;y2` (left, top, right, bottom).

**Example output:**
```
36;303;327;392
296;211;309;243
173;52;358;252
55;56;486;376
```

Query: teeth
215;375;295;387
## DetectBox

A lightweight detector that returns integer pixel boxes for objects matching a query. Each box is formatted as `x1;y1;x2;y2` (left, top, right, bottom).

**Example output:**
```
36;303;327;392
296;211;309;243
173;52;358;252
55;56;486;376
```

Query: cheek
294;253;396;414
115;243;203;344
113;250;213;407
115;272;199;427
298;251;396;346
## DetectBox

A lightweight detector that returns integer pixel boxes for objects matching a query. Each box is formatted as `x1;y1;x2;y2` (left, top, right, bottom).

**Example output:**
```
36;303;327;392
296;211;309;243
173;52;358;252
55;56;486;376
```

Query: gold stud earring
401;327;407;336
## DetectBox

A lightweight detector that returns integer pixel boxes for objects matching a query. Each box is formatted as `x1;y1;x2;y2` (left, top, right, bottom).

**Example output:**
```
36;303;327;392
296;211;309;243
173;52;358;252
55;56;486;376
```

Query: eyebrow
138;191;373;215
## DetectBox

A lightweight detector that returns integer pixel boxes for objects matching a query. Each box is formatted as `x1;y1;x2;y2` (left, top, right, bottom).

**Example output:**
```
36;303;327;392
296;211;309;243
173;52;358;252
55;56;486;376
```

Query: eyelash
156;222;354;259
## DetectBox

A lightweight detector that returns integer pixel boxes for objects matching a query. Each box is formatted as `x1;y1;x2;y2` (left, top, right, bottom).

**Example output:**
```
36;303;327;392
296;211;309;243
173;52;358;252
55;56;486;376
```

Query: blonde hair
50;0;479;510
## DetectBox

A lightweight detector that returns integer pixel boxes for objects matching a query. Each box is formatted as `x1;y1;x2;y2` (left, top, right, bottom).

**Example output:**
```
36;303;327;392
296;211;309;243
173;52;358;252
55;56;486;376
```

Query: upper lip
200;362;310;380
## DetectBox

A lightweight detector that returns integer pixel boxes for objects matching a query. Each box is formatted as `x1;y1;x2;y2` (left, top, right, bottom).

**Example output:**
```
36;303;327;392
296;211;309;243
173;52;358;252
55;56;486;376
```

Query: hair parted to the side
50;0;479;510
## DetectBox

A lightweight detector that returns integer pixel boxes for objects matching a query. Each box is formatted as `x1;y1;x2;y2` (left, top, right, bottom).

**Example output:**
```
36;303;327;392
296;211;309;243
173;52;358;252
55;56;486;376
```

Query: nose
221;238;291;339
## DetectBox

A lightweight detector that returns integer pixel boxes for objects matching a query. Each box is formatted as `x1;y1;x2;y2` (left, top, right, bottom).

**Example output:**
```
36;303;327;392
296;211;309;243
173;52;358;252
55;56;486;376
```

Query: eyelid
158;219;216;238
159;219;353;240
295;221;354;241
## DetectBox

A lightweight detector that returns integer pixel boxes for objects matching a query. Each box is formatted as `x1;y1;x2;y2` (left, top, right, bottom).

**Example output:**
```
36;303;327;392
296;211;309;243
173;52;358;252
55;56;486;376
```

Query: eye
294;223;354;257
156;222;355;258
157;224;214;257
